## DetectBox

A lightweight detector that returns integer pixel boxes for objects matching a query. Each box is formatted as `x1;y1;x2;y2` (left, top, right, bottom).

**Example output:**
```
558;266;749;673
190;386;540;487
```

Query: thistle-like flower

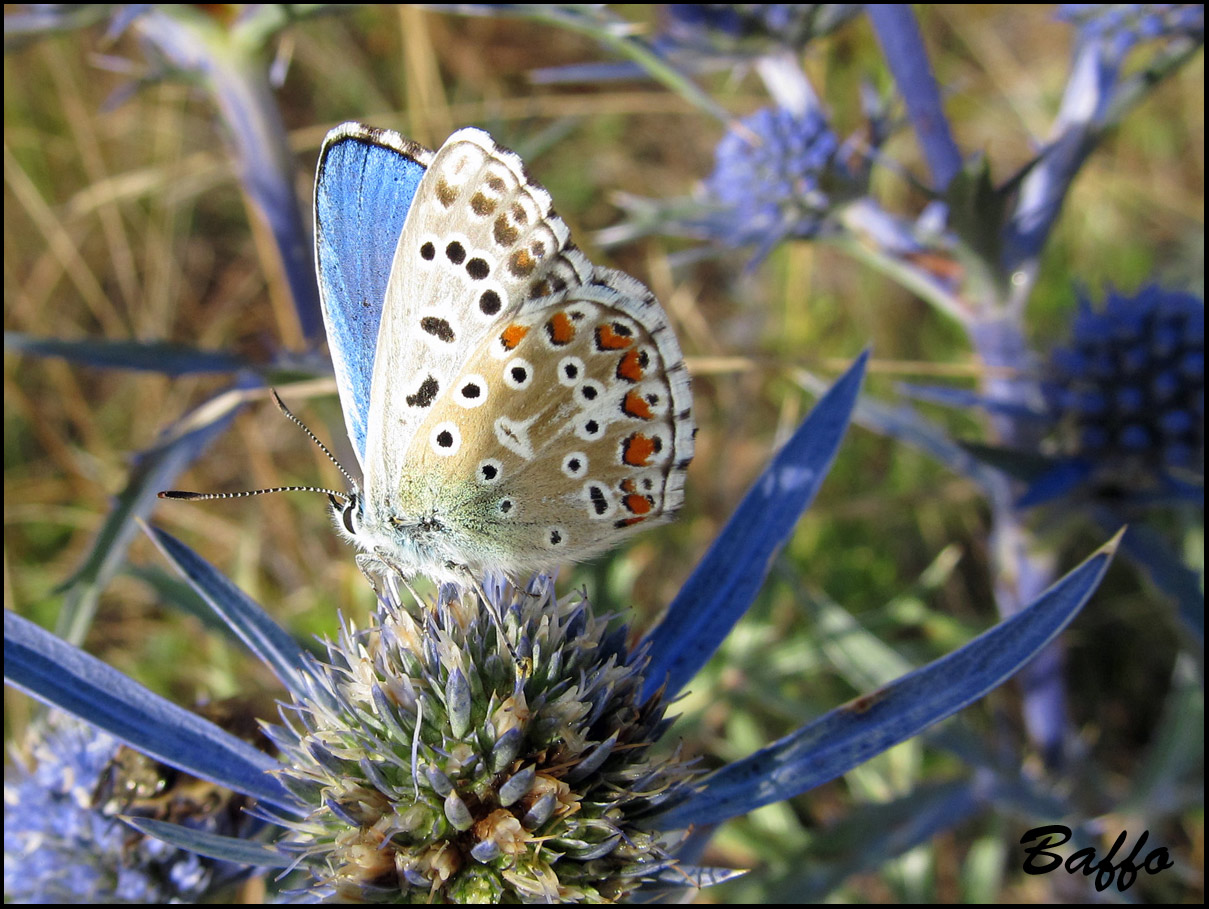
1042;285;1204;491
1057;3;1205;56
4;713;214;903
658;4;863;57
270;575;696;902
702;106;859;255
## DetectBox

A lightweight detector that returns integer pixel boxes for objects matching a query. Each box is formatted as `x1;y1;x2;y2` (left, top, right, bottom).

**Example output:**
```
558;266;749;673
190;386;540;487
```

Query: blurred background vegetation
4;5;1203;902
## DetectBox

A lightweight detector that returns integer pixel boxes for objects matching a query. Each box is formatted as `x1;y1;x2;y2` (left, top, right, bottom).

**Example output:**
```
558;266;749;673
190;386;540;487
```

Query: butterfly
313;123;695;585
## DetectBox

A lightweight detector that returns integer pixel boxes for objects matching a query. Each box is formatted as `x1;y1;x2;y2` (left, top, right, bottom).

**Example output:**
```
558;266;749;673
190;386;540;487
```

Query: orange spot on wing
622;433;656;466
616;349;646;382
614;516;646;527
595;324;633;350
509;248;537;277
622;493;653;515
500;324;529;350
622;390;653;420
546;311;575;345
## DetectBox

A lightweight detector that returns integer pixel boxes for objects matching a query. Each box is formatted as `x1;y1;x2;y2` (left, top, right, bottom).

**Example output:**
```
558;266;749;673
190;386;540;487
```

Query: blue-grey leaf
898;381;1047;421
641;351;868;702
866;5;962;190
144;524;311;693
844;390;1001;490
1015;457;1095;507
4;332;250;375
647;534;1118;829
55;381;252;646
122;816;292;868
4;611;296;813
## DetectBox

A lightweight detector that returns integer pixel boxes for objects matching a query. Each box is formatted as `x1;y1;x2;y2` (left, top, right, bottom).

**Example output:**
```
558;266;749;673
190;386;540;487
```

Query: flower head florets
1043;285;1204;486
269;574;699;902
660;4;862;56
1058;4;1205;57
4;713;218;902
704;106;857;253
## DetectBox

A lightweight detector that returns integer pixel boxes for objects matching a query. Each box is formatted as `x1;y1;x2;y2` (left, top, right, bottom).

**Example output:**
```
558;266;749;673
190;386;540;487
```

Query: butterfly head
329;482;476;583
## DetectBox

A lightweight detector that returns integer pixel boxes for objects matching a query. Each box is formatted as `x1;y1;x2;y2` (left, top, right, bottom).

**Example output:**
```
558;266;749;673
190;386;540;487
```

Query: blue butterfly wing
314;123;433;469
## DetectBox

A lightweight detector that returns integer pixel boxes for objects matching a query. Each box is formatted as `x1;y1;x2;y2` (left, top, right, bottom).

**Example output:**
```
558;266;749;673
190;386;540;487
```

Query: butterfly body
316;124;694;583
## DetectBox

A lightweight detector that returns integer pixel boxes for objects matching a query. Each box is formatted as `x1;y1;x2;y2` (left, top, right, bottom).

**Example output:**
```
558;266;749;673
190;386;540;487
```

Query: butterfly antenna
158;390;355;505
268;389;359;490
159;485;349;504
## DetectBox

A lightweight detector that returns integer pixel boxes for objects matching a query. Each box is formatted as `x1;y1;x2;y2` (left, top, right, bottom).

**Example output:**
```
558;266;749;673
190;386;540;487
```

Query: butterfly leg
446;564;531;675
396;573;428;611
354;552;416;608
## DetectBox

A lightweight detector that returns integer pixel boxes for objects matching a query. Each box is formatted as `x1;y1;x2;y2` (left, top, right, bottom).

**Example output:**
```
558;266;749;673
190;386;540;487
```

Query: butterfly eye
420;315;456;343
339;496;359;536
584;481;614;518
465;257;491;281
478;289;503;316
405;375;440;408
444;240;466;265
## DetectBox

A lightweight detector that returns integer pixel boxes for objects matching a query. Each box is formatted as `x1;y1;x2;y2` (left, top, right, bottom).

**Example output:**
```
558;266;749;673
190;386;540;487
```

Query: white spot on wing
494;415;537;459
452;374;489;408
429;421;461;457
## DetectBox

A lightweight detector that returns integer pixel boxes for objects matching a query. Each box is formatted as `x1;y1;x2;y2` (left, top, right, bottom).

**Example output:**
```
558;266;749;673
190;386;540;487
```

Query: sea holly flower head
1057;3;1205;57
4;712;214;903
703;106;860;254
1042;285;1204;489
269;574;697;902
658;4;863;57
